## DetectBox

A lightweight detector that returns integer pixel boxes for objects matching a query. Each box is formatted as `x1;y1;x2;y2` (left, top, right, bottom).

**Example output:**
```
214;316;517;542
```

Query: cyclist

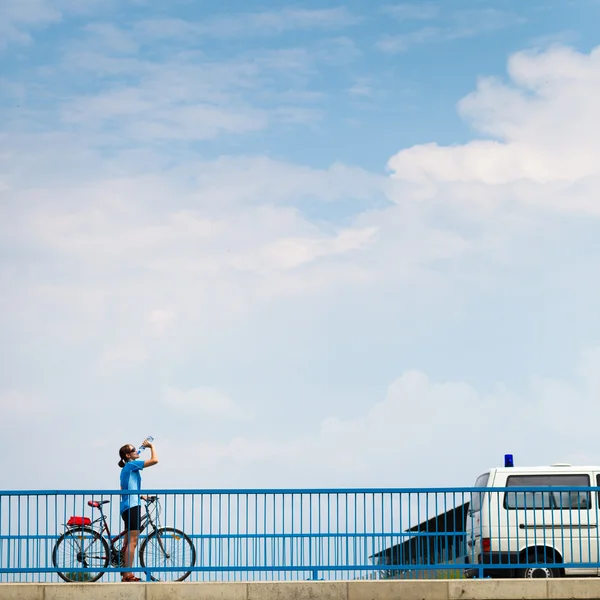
118;439;158;582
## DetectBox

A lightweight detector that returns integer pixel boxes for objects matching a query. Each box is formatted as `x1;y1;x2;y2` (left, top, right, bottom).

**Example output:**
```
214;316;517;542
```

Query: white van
465;463;600;579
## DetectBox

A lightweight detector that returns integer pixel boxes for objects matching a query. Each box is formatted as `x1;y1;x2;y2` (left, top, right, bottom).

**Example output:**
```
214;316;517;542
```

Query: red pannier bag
67;516;91;526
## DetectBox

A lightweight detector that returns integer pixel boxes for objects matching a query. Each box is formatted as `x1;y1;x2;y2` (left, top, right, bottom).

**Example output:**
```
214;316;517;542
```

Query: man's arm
143;441;158;468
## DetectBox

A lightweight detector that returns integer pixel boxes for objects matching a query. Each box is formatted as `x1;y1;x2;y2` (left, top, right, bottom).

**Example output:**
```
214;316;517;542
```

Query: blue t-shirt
120;459;144;514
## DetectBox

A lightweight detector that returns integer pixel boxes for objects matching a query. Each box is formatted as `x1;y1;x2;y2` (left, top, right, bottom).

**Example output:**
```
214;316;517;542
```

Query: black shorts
121;506;141;531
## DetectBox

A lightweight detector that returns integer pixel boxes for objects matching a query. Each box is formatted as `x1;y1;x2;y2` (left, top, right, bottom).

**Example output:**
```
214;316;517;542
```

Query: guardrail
1;487;599;582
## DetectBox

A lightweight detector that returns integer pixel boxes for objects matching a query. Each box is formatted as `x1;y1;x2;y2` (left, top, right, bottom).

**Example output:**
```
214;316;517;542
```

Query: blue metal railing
1;487;600;582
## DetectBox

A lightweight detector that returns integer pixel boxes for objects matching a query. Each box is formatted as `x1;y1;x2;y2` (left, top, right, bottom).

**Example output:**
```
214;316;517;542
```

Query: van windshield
470;473;490;513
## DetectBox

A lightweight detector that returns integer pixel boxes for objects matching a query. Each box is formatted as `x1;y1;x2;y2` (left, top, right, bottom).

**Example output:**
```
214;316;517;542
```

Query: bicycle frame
87;498;160;551
63;497;160;565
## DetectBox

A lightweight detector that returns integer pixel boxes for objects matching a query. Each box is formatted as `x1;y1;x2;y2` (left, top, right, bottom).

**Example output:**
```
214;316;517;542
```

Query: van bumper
464;552;520;578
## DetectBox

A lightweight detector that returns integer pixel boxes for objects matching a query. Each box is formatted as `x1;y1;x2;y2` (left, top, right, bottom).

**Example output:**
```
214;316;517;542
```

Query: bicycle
52;496;196;582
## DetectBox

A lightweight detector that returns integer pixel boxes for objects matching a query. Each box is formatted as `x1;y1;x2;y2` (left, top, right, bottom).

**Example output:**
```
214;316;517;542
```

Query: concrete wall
3;579;600;600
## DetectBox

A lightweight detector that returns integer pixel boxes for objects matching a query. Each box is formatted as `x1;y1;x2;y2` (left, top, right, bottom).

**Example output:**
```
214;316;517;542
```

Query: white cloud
3;160;386;271
5;46;599;368
388;45;600;214
164;386;242;418
0;390;50;420
61;85;269;142
382;3;440;21
3;40;600;495
96;342;150;373
134;8;359;40
0;0;116;49
348;84;372;98
55;33;352;143
377;27;439;53
83;22;140;54
2;7;360;147
451;8;526;38
156;347;600;488
0;154;408;363
149;309;175;334
4;345;600;489
378;8;524;53
0;0;59;47
257;227;377;270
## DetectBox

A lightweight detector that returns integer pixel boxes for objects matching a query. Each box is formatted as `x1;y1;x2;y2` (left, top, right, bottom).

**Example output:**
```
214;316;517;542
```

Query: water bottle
138;436;154;454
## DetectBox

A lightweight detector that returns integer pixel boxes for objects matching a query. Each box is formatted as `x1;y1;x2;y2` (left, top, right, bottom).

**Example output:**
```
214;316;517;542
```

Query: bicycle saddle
88;500;110;508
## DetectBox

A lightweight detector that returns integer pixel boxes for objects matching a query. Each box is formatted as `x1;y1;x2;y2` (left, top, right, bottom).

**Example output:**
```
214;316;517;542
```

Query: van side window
504;474;590;510
470;473;490;513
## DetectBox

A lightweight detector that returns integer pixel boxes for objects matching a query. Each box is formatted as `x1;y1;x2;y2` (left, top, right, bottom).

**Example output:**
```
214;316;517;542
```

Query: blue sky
1;0;600;491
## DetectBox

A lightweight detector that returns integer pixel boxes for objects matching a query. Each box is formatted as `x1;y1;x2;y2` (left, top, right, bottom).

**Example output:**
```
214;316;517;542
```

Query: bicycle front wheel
52;527;109;582
139;527;196;582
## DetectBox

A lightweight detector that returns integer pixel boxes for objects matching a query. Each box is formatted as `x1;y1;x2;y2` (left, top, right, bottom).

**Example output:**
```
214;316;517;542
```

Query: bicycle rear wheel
139;527;196;581
52;527;109;582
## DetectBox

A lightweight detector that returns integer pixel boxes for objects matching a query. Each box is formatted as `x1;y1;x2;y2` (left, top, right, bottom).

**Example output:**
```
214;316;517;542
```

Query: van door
503;473;597;575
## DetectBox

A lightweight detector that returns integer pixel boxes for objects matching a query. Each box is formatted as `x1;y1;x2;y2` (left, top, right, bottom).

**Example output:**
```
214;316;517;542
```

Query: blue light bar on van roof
504;453;514;467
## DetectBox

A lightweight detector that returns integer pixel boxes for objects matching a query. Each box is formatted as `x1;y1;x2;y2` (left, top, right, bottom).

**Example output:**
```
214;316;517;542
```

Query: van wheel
518;551;560;579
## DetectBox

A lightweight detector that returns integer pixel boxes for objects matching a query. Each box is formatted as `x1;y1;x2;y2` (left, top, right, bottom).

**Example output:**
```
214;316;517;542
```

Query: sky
1;0;600;492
